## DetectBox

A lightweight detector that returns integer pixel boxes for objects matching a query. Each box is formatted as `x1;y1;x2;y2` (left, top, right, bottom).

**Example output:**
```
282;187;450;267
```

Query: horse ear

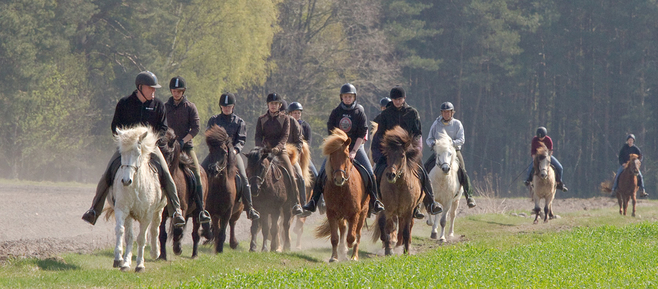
344;137;352;148
138;131;148;144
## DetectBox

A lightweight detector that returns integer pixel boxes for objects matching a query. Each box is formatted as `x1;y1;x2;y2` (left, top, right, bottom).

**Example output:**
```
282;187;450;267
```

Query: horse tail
600;172;616;194
300;141;312;187
103;206;115;222
371;213;384;243
315;219;332;239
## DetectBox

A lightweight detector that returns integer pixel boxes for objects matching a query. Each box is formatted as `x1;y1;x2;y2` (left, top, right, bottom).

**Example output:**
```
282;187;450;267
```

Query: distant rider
611;134;648;198
524;127;568;191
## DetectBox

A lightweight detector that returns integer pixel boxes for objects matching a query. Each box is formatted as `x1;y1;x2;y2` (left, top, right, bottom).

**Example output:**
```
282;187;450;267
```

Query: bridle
332;157;354;186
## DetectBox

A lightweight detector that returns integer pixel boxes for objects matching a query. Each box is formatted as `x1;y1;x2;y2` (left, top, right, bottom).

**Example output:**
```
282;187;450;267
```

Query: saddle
353;159;378;199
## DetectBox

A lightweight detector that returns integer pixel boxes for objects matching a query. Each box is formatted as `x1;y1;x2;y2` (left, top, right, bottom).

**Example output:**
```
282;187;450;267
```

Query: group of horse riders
81;70;648;228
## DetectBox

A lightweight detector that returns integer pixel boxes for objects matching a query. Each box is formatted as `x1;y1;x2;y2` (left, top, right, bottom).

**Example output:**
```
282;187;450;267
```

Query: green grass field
2;202;658;288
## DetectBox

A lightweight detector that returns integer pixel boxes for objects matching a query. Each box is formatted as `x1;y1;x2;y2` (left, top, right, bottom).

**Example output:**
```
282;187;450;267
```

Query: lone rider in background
82;71;185;227
205;93;261;220
524;127;568;192
424;102;476;208
164;76;211;224
611;134;648;198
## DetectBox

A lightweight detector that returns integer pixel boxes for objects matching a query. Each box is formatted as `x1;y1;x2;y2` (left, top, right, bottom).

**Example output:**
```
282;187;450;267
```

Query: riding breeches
612;165;644;191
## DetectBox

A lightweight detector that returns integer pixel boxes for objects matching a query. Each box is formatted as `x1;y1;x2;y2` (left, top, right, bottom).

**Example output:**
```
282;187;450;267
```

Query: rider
82;71;186;227
523;127;568;191
254;93;305;216
424;102;476;208
379;97;392;111
287;102;318;178
611;134;648;198
302;83;385;214
280;99;310;215
164;76;211;224
205;93;261;220
372;86;442;219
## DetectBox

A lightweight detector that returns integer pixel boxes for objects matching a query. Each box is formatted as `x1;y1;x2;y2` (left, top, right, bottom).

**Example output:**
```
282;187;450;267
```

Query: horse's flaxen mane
323;128;349;156
535;142;548;156
533;142;549;172
433;134;454;154
624;154;641;168
382;126;421;169
115;125;158;155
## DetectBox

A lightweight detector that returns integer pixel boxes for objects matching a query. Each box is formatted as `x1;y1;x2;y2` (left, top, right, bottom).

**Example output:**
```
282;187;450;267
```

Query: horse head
627;154;641;176
115;126;157;186
205;125;231;177
382;126;420;184
324;129;352;187
433;135;456;174
245;147;270;193
534;144;551;180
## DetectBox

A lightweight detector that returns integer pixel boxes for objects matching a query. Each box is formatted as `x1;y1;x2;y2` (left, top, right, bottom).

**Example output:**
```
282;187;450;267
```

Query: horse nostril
122;179;132;186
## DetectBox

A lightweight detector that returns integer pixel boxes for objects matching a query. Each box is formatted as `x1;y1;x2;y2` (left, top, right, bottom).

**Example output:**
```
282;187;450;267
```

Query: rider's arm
453;120;465;149
234;118;247;153
255;116;263;147
426;119;438;148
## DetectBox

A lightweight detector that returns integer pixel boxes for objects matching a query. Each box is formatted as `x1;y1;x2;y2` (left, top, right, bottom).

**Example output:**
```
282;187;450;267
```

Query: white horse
530;143;556;224
426;134;463;243
106;126;167;272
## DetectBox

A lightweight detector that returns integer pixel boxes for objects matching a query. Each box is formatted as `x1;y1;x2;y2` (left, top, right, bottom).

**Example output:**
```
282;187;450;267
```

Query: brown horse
372;126;423;255
158;129;209;259
530;143;556;224
314;129;368;262
245;146;296;252
617;154;641;217
204;125;244;253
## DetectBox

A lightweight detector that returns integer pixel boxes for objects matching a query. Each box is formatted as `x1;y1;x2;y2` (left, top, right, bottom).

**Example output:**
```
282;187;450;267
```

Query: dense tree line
1;0;657;198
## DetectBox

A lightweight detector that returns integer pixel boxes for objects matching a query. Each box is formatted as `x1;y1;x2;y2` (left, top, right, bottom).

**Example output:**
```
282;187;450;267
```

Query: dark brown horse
158;129;209;259
372;126;423;255
617;154;641;217
204;125;244;253
315;128;368;262
245;146;295;252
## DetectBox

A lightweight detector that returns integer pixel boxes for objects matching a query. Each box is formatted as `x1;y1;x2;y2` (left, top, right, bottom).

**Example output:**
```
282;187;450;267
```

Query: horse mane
245;148;264;165
535;142;548;155
433;134;454;155
382;126;422;165
322;128;349;156
205;125;237;176
624;154;640;168
533;142;549;172
115;125;158;156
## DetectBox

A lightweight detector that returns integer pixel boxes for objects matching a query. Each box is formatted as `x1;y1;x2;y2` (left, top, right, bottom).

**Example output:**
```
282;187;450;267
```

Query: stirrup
82;209;98;225
427;202;442;215
292;204;304;216
373;200;385;213
302;199;317;212
173;212;186;228
639;190;649;198
247;208;261;220
413;206;425;219
198;210;211;224
467;197;476;209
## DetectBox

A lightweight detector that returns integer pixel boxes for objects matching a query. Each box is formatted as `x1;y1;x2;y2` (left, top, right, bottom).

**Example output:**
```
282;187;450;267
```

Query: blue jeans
526;156;564;183
612;165;644;191
309;160;318;178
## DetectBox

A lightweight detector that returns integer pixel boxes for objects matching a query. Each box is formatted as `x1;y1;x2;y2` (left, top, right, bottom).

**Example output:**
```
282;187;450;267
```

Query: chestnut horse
372;126;423;255
204;125;244;253
315;129;369;262
158;129;209;260
530;143;556;224
245;146;296;252
617;154;641;216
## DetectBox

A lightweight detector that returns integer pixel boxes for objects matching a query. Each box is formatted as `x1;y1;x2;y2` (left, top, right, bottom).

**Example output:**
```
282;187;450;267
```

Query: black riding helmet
340;83;357;96
219;93;236;106
440;102;454;111
266;93;283;103
288;102;303;112
169;76;186;90
379;97;392;108
627;134;636;141
536;127;548;138
135;71;162;89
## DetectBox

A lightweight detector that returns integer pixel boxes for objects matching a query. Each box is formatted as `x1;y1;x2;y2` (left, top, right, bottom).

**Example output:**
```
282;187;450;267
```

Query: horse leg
261;216;270;252
378;214;392;256
158;212;168;261
350;209;367;261
546;193;556;221
338;219;348;260
430;213;439;240
113;210;127;268
533;199;541;224
281;209;292;252
173;225;183;256
216;211;230;253
328;215;339;262
632;190;637;217
250;217;260;252
623;195;629;216
134;218;150;273
448;199;459;237
617;192;623;215
192;216;200;258
270;213;280;252
401;217;412;255
121;217;134;271
150;210;163;261
294;217;305;250
438;210;448;243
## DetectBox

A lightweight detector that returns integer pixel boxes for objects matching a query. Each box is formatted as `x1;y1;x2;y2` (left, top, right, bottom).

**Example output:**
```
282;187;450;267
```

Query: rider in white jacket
424;102;476;208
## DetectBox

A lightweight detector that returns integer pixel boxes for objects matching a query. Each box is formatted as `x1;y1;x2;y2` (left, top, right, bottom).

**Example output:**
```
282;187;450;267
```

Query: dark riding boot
302;169;325;212
297;175;312;217
637;174;648;198
194;182;211;224
524;167;533;187
415;164;442;219
243;183;261;220
458;168;476;209
424;154;436;174
287;173;304;216
554;170;568;192
83;152;122;225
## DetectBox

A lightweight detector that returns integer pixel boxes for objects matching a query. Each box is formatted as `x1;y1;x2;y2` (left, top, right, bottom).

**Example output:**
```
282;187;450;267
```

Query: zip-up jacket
255;111;290;151
207;113;247;153
165;96;200;147
111;91;167;137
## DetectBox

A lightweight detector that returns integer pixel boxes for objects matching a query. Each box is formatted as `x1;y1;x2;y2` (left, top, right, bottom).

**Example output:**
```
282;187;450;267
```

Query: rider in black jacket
611;134;648;198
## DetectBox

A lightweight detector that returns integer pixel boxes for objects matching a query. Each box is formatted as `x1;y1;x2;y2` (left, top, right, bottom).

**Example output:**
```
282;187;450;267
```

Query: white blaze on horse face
437;150;453;174
120;147;141;186
538;154;550;179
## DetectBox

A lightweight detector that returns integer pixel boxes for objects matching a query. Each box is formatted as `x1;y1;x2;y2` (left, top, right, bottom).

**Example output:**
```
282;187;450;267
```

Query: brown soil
0;183;632;262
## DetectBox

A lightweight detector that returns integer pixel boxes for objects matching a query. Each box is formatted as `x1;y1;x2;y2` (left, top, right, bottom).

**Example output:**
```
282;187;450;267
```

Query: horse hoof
439;238;446;244
135;266;145;273
329;257;338;263
157;256;166;261
120;266;130;272
430;232;438;239
533;220;539;224
113;260;122;268
230;242;239;249
384;248;392;256
544;219;549;223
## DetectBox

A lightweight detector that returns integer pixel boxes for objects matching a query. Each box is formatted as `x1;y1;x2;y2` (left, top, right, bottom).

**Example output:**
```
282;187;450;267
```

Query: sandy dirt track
0;183;628;262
